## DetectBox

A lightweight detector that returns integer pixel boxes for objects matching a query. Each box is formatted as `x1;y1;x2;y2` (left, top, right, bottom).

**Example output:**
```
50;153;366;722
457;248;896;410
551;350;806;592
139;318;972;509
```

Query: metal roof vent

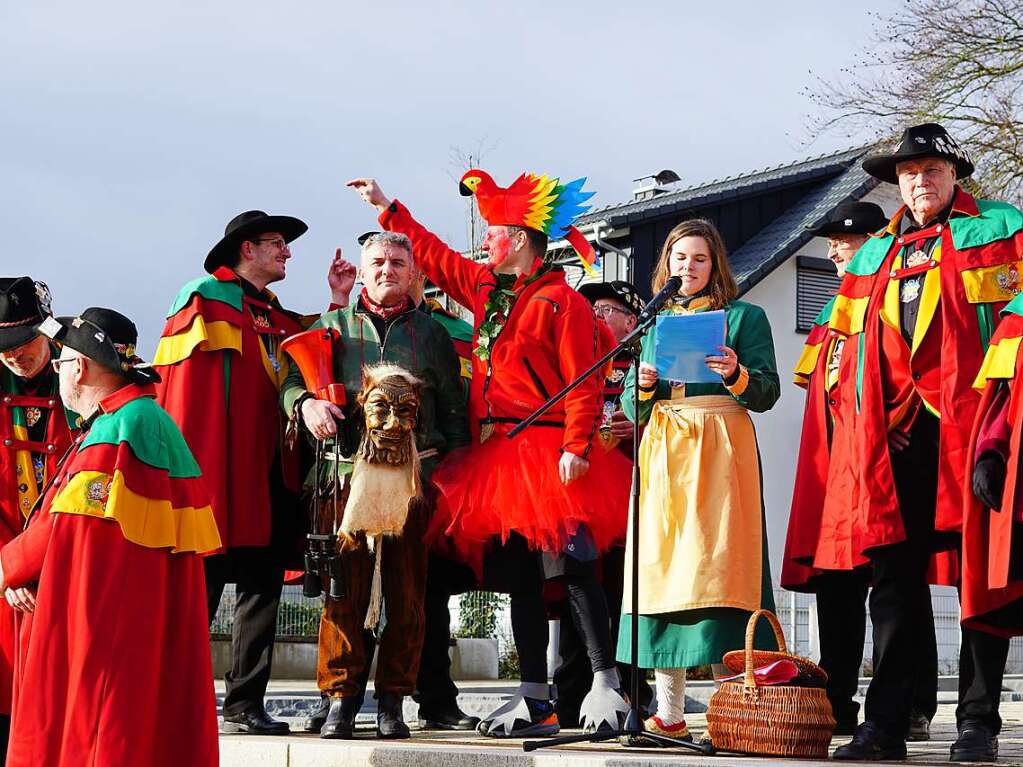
631;169;681;201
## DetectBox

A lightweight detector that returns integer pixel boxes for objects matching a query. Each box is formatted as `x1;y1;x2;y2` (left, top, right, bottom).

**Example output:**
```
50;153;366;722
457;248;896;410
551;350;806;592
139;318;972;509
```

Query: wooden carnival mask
356;366;420;465
340;364;422;542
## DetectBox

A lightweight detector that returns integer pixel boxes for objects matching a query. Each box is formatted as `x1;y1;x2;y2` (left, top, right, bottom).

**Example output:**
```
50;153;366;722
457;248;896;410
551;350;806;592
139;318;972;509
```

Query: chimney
631;169;681;201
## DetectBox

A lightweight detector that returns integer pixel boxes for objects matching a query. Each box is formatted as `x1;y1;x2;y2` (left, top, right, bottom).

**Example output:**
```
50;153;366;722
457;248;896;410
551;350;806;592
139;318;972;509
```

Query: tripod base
523;727;715;755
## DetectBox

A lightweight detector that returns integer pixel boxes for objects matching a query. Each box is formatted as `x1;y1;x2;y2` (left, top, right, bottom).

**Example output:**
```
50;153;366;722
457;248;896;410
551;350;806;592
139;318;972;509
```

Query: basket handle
743;609;788;689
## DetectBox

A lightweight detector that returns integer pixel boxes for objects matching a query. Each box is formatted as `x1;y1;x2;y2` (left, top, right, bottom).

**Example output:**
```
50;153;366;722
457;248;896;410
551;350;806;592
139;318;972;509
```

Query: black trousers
554;547;653;725
957;626;1010;734
206;547;285;717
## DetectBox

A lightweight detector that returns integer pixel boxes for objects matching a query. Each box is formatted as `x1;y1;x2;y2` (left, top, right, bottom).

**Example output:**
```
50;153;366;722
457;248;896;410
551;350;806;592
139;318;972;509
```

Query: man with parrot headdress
349;171;630;738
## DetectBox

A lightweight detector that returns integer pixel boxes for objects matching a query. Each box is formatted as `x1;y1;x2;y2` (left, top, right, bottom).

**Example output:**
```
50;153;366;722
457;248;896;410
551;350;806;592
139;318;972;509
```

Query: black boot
833;721;907;761
377;692;411;739
951;720;998;762
418;700;480;731
320;696;360;739
304;695;331;733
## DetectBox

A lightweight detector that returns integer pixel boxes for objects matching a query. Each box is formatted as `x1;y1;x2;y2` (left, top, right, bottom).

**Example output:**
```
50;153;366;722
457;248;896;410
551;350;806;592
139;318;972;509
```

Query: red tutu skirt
427;423;630;577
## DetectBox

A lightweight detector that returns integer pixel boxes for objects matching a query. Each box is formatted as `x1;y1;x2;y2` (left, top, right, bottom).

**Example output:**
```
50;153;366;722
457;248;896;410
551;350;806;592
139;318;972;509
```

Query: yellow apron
623;394;763;615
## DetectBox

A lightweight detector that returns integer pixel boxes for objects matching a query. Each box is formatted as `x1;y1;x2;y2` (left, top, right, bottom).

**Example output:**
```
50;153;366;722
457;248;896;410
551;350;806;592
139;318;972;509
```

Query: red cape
0;374;73;715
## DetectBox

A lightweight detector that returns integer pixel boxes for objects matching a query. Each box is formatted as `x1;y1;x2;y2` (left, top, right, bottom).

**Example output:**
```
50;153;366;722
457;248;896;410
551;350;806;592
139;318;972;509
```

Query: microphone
636;276;683;324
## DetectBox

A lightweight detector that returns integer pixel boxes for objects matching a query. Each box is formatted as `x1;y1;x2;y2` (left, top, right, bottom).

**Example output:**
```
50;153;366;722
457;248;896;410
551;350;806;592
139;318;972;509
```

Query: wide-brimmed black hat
862;123;974;184
357;231;381;246
0;277;53;353
807;201;888;238
204;210;308;273
579;280;645;317
38;307;160;385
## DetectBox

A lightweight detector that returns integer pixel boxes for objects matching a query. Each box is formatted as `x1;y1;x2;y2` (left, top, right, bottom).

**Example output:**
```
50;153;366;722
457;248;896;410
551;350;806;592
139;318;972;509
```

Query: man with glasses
154;211;341;734
0;277;73;761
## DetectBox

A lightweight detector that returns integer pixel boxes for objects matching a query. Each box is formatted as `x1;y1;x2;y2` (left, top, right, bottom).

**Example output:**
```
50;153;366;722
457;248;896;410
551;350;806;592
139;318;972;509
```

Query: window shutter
796;258;841;333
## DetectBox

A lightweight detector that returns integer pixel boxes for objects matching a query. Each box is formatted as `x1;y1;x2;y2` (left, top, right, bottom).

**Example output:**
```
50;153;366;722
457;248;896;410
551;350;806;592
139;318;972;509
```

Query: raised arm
348;178;486;310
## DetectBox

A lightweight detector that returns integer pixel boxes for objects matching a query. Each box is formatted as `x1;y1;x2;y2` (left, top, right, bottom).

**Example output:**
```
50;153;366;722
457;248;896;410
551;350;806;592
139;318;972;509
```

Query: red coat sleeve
1;512;54;589
380;200;485;312
556;297;604;458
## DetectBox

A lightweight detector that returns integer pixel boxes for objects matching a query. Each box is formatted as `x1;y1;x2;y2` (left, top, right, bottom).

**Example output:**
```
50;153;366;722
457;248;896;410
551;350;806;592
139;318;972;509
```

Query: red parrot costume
0;364;73;716
379;170;628;577
0;384;221;767
152;266;303;550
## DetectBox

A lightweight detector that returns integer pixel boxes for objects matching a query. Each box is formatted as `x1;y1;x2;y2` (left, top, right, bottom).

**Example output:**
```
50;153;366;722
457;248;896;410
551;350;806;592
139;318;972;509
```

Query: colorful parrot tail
565;226;599;277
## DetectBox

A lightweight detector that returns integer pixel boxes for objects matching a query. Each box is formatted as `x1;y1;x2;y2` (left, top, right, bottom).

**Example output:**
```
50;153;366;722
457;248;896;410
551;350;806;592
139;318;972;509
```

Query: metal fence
214;584;1023;675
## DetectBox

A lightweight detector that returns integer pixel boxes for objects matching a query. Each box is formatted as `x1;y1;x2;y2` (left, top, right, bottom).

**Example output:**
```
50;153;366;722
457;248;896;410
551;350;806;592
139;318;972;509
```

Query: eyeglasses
50;358;77;373
251;238;289;251
593;305;631;318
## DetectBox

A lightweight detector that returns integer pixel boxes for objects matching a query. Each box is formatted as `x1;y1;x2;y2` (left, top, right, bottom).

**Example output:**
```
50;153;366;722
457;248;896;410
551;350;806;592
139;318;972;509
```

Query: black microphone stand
508;309;714;755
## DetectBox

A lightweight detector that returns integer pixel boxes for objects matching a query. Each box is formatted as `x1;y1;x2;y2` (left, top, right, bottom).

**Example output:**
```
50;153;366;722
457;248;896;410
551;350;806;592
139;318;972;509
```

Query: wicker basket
706;609;836;758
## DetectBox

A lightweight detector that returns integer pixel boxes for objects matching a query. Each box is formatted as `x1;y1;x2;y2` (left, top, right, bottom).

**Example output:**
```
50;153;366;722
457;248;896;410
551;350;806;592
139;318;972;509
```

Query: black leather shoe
377;692;411;739
321;696;360;739
418;701;480;731
951;721;998;762
304;696;331;733
833;716;859;737
222;706;291;735
833;721;907;761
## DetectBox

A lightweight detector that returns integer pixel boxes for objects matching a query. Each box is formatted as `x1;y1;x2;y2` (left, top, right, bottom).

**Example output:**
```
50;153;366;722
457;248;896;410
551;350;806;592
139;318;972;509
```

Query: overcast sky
1;0;896;351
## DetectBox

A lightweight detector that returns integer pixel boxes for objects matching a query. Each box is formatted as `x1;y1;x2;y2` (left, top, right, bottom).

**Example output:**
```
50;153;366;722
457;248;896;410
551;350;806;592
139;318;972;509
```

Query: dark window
796;256;841;333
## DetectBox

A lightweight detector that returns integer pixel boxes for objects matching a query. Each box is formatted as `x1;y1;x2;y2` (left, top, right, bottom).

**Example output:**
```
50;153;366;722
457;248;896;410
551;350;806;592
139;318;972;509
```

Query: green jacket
281;303;470;478
624;299;780;424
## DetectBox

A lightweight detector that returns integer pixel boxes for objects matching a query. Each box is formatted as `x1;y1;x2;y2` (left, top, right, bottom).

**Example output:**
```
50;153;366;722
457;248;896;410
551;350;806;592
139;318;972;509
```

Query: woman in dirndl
617;218;780;741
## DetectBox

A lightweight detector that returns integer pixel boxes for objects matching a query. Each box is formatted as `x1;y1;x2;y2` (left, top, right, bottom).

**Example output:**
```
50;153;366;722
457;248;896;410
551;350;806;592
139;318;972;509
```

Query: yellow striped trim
829;295;869;336
639;386;657;401
51;470;222;554
973;335;1023;389
726;365;750;397
793;341;823;383
961;261;1023;304
153;317;242;366
12;423;37;519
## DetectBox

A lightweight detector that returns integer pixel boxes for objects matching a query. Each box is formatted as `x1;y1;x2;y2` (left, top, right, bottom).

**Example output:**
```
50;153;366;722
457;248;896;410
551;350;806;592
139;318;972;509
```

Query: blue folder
654;311;727;384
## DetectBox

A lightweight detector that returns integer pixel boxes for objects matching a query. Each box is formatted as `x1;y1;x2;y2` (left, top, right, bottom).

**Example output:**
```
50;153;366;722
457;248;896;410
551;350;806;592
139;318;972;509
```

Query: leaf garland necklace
474;265;551;361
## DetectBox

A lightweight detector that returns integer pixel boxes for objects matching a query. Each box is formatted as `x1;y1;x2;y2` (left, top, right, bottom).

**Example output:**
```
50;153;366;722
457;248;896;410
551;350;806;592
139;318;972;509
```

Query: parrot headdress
459;169;599;276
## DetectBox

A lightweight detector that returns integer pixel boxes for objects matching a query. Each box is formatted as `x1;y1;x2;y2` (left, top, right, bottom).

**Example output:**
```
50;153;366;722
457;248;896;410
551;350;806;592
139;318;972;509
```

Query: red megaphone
281;328;347;407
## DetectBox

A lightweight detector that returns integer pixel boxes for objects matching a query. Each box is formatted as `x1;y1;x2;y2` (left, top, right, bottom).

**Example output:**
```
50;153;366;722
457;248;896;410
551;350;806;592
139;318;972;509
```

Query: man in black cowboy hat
0;307;220;767
820;124;1023;761
548;279;652;728
0;277;74;760
153;210;328;735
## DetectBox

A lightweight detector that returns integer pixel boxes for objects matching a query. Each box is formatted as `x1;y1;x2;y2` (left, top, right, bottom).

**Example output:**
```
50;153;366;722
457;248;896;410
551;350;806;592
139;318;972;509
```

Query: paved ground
217;681;1023;765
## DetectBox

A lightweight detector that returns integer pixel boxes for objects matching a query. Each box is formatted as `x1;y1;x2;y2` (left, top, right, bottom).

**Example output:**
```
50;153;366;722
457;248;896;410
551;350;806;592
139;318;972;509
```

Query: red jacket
381;200;607;457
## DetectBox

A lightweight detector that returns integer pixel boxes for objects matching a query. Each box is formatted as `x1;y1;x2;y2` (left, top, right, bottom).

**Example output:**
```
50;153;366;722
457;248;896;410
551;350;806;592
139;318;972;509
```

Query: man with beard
0;277;73;760
282;231;469;739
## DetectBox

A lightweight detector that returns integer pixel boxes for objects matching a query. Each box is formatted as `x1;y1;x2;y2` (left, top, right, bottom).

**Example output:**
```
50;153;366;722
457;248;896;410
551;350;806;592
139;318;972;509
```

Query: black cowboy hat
0;277;53;353
204;210;308;274
579;280;645;317
357;231;382;246
38;307;161;386
862;123;974;184
806;201;889;238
